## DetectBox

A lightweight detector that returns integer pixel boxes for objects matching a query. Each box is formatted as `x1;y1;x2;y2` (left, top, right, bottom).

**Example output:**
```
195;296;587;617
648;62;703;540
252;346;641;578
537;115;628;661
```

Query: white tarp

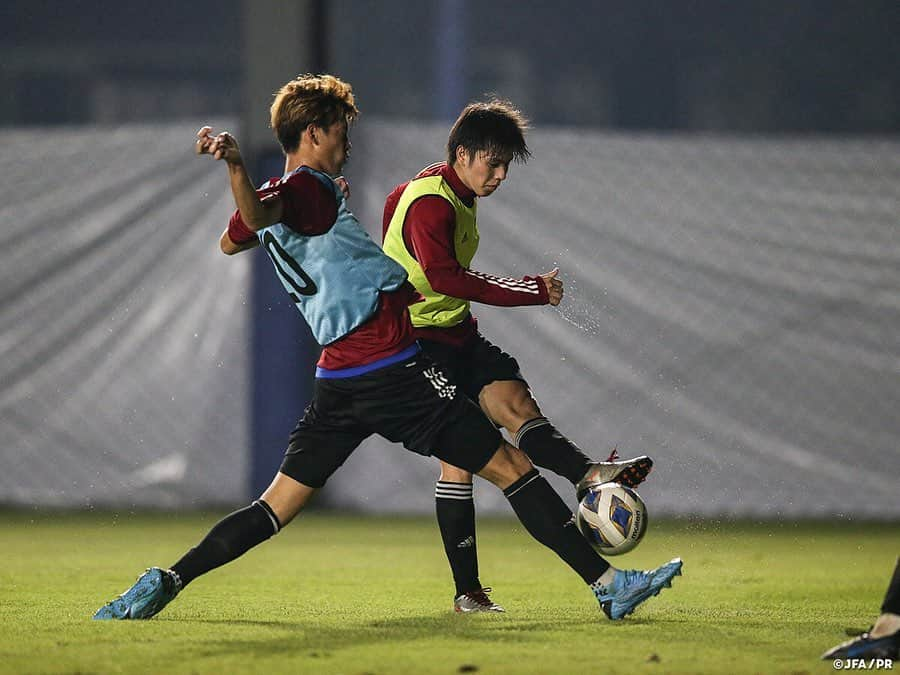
0;122;251;508
324;120;900;518
2;119;898;517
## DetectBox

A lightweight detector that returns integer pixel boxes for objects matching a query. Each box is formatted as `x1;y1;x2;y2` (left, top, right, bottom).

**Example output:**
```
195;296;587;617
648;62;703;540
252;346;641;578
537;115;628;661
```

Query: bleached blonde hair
270;74;359;153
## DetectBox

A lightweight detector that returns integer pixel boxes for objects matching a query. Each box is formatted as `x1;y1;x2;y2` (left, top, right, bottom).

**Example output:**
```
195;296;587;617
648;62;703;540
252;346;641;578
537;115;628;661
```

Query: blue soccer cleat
93;567;180;620
594;558;683;620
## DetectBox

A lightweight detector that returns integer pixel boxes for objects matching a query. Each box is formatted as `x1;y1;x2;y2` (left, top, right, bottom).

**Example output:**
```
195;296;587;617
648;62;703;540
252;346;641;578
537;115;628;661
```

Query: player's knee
477;441;534;489
439;461;473;483
269;502;301;528
260;471;317;527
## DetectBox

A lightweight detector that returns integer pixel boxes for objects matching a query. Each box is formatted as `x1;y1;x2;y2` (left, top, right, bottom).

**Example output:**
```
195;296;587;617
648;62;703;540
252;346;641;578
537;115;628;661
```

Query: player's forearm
227;162;279;230
424;265;548;306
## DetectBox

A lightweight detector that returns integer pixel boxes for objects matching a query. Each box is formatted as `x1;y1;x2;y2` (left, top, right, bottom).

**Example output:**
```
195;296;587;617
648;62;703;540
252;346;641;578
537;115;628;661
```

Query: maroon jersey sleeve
405;196;549;307
227;208;258;245
382;182;408;241
227;171;338;240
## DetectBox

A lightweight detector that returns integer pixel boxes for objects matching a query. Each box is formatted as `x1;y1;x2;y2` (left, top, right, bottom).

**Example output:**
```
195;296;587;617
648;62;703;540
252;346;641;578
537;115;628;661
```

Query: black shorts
279;352;502;488
418;332;527;403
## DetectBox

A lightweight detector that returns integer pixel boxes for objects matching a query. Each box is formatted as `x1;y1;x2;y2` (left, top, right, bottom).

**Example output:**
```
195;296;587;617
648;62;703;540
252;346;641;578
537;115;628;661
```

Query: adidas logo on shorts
423;366;457;399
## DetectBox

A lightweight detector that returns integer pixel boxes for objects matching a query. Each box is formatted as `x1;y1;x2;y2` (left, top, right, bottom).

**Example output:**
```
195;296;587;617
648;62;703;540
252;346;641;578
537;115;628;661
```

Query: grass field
1;510;897;674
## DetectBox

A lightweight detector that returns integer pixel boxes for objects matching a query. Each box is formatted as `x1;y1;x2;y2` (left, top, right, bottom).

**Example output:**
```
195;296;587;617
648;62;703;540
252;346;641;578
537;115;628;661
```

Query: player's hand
540;268;564;306
195;126;243;165
334;176;351;200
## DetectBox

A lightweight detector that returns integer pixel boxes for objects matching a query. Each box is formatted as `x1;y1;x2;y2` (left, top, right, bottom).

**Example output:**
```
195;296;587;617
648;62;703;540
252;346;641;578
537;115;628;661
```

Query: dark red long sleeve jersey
382;162;548;345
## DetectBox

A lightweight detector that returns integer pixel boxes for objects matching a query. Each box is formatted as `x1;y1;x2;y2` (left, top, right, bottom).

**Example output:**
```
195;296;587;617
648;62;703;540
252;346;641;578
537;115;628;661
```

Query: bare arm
196;126;283;231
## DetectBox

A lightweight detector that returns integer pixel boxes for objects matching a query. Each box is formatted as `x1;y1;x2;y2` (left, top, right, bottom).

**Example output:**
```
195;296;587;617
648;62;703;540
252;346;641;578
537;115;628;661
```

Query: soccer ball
576;482;648;555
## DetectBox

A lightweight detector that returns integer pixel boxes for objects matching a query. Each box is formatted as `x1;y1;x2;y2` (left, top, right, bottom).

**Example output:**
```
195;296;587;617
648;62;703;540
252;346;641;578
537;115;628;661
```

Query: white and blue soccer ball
576;482;648;556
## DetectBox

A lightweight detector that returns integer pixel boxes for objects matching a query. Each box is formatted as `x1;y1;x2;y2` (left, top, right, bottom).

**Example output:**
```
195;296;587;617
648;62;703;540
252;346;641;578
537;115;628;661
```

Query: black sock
170;500;281;588
881;557;900;615
435;481;480;596
503;469;609;583
516;418;593;485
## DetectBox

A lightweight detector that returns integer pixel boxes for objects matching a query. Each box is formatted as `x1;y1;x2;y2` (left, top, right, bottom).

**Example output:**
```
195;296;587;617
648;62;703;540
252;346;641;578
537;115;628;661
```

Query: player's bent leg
475;439;534;489
476;441;611;581
476;442;681;620
431;385;682;619
480;381;654;491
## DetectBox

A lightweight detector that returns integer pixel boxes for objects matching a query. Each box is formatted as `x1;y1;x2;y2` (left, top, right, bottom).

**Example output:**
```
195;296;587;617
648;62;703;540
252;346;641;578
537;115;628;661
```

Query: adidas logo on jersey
457;536;475;549
423;366;457;399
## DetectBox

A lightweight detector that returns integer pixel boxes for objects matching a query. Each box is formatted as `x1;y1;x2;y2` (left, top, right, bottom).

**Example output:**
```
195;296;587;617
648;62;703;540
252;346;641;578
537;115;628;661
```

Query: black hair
447;98;530;166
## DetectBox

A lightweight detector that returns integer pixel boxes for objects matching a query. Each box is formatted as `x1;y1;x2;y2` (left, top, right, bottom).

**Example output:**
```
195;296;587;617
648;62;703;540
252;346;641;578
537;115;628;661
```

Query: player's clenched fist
540;268;564;306
334;176;351;200
195;126;243;165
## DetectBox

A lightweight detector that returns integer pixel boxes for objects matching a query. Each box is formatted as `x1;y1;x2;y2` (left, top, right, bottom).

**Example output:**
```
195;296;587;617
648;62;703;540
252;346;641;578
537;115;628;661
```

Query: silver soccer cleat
575;448;654;500
454;587;505;613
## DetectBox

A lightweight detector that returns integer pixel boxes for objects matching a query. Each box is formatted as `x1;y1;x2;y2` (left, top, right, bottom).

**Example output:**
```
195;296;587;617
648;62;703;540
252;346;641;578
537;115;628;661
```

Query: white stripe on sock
503;472;542;498
436;481;474;500
515;417;550;447
253;500;281;534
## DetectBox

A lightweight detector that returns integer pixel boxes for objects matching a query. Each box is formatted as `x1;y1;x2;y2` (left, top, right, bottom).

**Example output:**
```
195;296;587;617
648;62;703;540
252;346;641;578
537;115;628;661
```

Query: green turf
0;510;897;674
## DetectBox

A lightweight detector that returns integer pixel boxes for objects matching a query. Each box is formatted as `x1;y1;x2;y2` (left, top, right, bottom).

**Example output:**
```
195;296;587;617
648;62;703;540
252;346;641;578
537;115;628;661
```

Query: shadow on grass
176;613;604;660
